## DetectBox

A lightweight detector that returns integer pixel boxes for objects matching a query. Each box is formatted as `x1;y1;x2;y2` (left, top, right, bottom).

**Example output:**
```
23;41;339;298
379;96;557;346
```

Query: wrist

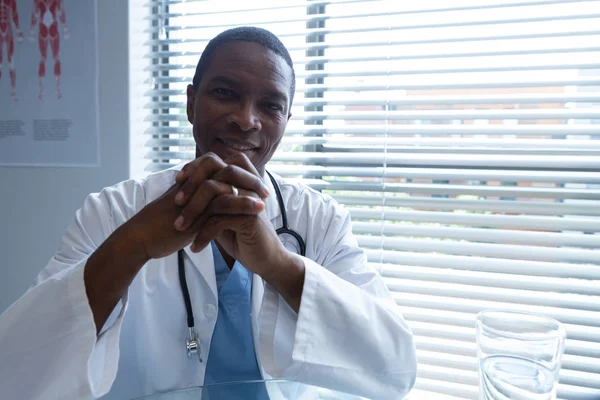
109;223;151;271
260;250;305;312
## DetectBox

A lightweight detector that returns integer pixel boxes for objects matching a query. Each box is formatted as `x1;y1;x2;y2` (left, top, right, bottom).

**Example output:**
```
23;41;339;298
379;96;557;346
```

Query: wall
0;0;130;312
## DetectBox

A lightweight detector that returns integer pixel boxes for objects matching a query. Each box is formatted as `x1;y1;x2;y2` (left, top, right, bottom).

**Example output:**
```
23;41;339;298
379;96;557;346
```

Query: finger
175;152;228;185
174;181;264;231
211;164;270;199
223;152;260;176
174;153;227;206
222;153;270;199
190;215;257;252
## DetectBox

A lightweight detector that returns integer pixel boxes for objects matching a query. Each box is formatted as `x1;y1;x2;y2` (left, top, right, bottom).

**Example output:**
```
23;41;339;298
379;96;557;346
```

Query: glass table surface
133;380;373;400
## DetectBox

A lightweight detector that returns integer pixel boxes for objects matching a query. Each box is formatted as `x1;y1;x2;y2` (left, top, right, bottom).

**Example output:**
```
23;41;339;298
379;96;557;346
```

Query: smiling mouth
217;138;259;151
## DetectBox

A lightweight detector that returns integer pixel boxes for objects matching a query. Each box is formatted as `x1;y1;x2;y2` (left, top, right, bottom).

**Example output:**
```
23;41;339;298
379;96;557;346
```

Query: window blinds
144;1;600;398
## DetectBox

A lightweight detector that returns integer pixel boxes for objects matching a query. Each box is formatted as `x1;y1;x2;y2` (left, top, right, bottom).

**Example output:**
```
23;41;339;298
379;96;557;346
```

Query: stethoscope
178;170;306;362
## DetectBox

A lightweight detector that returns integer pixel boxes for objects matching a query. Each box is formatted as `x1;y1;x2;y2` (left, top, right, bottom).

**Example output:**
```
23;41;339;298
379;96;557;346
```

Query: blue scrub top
203;242;267;398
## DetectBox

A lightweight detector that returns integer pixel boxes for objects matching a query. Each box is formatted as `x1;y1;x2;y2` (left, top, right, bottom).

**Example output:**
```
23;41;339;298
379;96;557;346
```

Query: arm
29;0;39;36
258;198;417;400
86;156;267;333
58;0;66;25
0;157;269;400
0;180;144;400
10;0;20;29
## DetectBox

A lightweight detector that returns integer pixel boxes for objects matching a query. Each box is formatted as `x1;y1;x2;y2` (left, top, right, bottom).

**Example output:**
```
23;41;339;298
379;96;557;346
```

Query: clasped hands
129;152;291;277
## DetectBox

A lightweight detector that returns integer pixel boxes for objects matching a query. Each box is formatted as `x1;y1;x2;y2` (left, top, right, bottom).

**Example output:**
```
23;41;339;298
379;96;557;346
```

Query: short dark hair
192;26;296;107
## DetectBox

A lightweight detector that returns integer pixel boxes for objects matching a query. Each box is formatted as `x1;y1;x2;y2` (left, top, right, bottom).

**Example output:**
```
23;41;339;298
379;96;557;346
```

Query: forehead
202;41;293;97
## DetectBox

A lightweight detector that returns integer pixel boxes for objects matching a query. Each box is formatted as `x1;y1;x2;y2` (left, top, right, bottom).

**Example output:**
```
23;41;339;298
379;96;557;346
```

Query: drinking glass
476;310;566;400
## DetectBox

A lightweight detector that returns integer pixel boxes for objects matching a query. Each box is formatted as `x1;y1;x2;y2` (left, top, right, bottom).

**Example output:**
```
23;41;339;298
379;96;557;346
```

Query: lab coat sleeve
258;206;417;400
0;180;145;400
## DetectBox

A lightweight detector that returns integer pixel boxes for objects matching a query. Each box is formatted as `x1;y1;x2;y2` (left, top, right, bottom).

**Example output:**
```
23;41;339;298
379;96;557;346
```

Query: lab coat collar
263;169;282;223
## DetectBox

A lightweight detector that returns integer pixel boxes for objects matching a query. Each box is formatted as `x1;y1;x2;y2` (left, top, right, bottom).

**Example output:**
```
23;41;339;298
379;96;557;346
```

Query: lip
216;137;259;151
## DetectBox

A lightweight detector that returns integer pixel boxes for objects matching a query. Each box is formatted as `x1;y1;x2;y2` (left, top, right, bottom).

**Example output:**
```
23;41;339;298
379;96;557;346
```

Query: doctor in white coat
0;27;417;400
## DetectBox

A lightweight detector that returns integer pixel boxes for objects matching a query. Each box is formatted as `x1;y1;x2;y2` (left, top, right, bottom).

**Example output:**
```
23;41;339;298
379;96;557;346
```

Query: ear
287;112;292;122
186;85;195;124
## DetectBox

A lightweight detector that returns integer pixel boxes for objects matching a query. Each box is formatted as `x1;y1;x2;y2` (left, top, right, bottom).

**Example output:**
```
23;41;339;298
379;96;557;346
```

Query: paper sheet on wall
0;0;98;167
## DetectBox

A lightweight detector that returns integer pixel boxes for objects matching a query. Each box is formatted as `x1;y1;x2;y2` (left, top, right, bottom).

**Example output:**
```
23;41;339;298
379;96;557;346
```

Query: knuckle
230;152;248;162
241;196;258;211
203;152;222;165
223;164;240;178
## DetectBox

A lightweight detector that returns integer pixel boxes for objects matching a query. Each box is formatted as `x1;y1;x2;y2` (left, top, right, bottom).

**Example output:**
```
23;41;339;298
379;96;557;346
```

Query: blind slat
394;292;600;327
151;0;589;19
383;277;600;312
379;264;600;296
333;196;600;216
353;221;600;247
271;166;600;183
147;30;600;53
145;92;600;108
398;306;600;345
144;108;600;121
149;13;600;36
145;124;600;137
269;153;600;170
366;250;600;279
359;236;600;264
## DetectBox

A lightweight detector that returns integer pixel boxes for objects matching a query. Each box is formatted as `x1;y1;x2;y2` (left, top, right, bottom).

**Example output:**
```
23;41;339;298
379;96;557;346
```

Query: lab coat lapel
263;169;282;225
251;170;283;379
183;243;218;301
251;272;266;378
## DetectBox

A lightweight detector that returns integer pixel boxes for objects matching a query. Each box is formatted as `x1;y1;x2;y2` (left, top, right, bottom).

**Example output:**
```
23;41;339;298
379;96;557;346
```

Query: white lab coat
0;165;416;400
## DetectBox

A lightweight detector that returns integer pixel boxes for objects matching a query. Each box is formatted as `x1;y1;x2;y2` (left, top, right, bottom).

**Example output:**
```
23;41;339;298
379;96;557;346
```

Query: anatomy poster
0;0;98;167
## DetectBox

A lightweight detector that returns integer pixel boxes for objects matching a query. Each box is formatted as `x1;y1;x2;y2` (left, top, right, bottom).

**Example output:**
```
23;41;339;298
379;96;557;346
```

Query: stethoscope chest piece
186;327;202;362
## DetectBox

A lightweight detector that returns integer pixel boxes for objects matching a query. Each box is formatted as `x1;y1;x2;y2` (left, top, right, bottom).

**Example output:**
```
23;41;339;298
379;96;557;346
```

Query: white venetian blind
143;1;600;399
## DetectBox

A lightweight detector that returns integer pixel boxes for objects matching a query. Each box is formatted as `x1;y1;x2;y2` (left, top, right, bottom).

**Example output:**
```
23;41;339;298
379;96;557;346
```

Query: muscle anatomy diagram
0;0;24;101
30;0;69;99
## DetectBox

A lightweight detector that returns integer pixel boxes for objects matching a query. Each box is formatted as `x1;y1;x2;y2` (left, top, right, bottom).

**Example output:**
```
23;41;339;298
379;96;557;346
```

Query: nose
228;102;262;132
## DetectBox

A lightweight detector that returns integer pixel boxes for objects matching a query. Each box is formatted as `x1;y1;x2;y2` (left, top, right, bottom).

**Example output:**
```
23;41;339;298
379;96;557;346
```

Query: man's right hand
124;152;268;261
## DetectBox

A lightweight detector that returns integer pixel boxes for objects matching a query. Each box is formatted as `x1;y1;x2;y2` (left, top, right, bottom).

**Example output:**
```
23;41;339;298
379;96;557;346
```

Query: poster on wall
0;0;98;167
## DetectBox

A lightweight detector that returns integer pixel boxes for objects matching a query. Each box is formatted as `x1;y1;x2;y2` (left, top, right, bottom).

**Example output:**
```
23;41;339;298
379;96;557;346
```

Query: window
144;1;600;398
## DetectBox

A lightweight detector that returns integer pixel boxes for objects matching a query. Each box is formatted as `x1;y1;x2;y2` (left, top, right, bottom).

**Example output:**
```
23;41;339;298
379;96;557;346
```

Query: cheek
196;100;223;125
194;101;229;138
262;123;286;154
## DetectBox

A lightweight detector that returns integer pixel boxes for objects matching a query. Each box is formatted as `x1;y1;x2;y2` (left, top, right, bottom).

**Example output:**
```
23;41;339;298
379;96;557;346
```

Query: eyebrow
209;76;240;88
209;75;289;105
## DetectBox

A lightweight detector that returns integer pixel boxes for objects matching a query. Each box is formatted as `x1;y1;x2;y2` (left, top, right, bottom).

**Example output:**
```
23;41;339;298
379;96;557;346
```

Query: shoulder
269;172;350;228
80;165;181;223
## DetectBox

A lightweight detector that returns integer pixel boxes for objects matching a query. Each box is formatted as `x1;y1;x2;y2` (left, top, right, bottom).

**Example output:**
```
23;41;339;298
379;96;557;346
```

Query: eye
263;102;283;112
212;88;235;97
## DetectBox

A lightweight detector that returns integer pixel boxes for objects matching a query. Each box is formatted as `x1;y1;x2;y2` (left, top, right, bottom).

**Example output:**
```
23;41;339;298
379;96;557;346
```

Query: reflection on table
133;379;373;400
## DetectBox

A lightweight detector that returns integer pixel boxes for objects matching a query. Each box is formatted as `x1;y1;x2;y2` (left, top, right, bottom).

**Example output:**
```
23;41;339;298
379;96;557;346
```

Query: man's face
187;41;293;176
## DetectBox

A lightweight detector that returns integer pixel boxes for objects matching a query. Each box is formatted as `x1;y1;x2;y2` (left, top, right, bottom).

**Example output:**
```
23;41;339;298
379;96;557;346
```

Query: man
0;27;416;400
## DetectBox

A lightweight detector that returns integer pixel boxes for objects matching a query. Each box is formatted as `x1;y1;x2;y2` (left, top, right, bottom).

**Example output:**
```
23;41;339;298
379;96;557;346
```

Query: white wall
0;0;130;312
